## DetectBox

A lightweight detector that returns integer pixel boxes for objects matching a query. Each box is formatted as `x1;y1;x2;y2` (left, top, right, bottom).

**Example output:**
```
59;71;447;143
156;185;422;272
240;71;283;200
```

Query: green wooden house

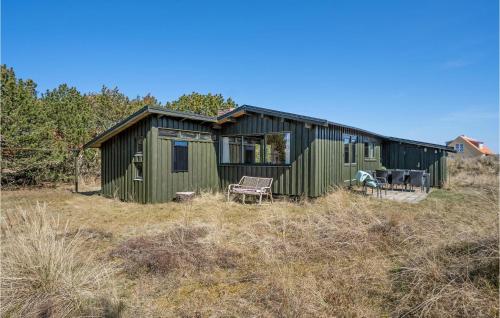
84;105;453;203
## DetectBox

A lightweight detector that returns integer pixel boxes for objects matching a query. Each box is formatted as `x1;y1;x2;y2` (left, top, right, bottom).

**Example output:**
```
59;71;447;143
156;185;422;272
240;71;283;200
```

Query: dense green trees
1;65;237;186
166;92;237;116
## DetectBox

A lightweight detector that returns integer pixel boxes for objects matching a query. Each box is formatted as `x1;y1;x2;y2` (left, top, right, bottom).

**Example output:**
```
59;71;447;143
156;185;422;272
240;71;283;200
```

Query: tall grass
1;157;497;317
0;203;122;317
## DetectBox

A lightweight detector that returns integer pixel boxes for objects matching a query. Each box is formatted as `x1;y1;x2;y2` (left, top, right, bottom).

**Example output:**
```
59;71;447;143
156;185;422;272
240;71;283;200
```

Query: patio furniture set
357;169;430;198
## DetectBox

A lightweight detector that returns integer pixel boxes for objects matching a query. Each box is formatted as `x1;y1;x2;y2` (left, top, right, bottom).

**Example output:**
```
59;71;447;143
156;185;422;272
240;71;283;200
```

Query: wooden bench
227;176;273;204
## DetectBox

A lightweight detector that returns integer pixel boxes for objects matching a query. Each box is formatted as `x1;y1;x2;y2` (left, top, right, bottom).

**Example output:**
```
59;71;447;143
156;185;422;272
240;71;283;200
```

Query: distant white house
446;135;494;158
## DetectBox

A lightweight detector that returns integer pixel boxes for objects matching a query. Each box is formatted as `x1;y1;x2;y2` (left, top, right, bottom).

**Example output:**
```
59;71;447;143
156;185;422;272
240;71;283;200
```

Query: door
342;135;357;186
404;146;422;170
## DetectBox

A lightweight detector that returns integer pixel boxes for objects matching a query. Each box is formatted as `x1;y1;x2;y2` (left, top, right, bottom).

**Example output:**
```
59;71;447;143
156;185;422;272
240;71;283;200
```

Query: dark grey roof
84;104;454;152
219;105;330;126
383;136;454;151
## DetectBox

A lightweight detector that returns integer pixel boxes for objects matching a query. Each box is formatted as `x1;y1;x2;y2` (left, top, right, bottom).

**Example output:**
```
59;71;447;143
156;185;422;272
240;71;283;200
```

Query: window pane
351;143;356;163
134;162;143;179
243;136;263;164
221;137;241;163
136;138;143;154
265;133;290;164
221;137;230;163
173;141;188;172
180;131;198;139
199;133;213;141
344;137;350;163
365;142;375;158
159;129;179;137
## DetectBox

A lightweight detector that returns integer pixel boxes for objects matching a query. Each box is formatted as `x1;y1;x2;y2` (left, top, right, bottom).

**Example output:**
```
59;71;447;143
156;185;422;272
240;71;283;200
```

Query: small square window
134;162;143;180
159;129;179;137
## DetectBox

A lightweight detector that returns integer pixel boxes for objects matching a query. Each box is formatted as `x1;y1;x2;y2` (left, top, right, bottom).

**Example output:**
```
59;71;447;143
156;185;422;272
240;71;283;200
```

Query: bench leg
227;190;231;202
242;194;246;204
259;193;263;205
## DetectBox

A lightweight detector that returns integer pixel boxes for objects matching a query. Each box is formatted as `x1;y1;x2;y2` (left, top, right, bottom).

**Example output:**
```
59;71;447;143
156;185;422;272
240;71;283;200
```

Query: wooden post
74;149;81;193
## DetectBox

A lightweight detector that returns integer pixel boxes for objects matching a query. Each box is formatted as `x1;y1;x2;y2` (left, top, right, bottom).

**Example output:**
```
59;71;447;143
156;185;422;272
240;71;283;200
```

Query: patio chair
374;170;389;191
355;170;385;198
409;170;425;192
391;170;405;190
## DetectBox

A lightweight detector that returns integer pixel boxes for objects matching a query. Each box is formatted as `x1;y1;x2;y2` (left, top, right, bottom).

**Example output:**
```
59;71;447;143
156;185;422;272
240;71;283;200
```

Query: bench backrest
239;176;259;188
409;170;424;186
391;170;405;184
256;177;273;189
239;176;273;189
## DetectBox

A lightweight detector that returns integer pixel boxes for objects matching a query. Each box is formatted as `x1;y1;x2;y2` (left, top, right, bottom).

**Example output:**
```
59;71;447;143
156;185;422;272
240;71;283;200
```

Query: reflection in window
265;133;290;164
134;162;143;180
243;136;263;164
173;141;188;172
344;137;350;164
179;131;198;139
136;137;143;154
199;133;213;141
159;129;179;137
364;142;375;158
351;142;356;163
221;137;241;163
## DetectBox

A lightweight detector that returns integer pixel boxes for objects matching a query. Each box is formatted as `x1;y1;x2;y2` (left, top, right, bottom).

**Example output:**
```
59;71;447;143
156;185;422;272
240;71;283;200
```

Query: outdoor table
375;169;429;192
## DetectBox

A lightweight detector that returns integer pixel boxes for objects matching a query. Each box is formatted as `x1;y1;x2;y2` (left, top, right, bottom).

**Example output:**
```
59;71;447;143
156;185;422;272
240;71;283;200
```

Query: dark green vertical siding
314;125;383;195
100;111;449;204
101;118;151;203
218;113;316;196
381;141;448;187
152;115;219;202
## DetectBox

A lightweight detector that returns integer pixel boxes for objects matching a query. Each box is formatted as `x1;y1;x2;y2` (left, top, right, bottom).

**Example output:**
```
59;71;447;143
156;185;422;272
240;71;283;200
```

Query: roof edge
84;105;217;148
83;104;455;152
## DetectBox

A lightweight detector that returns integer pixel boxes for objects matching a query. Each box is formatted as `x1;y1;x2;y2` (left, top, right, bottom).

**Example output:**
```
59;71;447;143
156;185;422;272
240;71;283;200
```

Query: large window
455;143;464;153
172;141;188;172
221;132;290;165
364;142;375;158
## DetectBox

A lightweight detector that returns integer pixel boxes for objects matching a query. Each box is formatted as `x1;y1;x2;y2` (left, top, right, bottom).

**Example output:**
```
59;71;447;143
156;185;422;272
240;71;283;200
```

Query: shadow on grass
75;190;101;197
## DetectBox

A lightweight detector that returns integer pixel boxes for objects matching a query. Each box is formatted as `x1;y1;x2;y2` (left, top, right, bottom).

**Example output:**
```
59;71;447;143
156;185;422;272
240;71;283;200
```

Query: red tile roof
460;135;494;155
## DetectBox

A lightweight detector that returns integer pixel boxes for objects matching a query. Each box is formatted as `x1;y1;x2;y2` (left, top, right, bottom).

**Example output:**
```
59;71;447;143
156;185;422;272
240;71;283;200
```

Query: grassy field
1;157;498;317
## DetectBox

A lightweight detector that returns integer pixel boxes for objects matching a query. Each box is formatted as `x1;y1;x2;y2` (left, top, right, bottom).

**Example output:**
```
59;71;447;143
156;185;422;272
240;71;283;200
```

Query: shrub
110;225;241;275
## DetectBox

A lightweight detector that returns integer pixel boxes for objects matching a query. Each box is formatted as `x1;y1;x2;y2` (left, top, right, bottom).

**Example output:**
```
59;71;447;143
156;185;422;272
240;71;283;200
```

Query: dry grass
1;157;498;317
0;203;123;317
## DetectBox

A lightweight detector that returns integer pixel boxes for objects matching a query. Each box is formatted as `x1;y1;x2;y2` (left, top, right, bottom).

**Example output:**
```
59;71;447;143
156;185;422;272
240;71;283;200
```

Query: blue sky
3;0;498;151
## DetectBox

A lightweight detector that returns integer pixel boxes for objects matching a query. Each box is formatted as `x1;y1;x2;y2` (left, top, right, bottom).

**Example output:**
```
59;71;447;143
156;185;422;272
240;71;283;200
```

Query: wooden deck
366;188;430;203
